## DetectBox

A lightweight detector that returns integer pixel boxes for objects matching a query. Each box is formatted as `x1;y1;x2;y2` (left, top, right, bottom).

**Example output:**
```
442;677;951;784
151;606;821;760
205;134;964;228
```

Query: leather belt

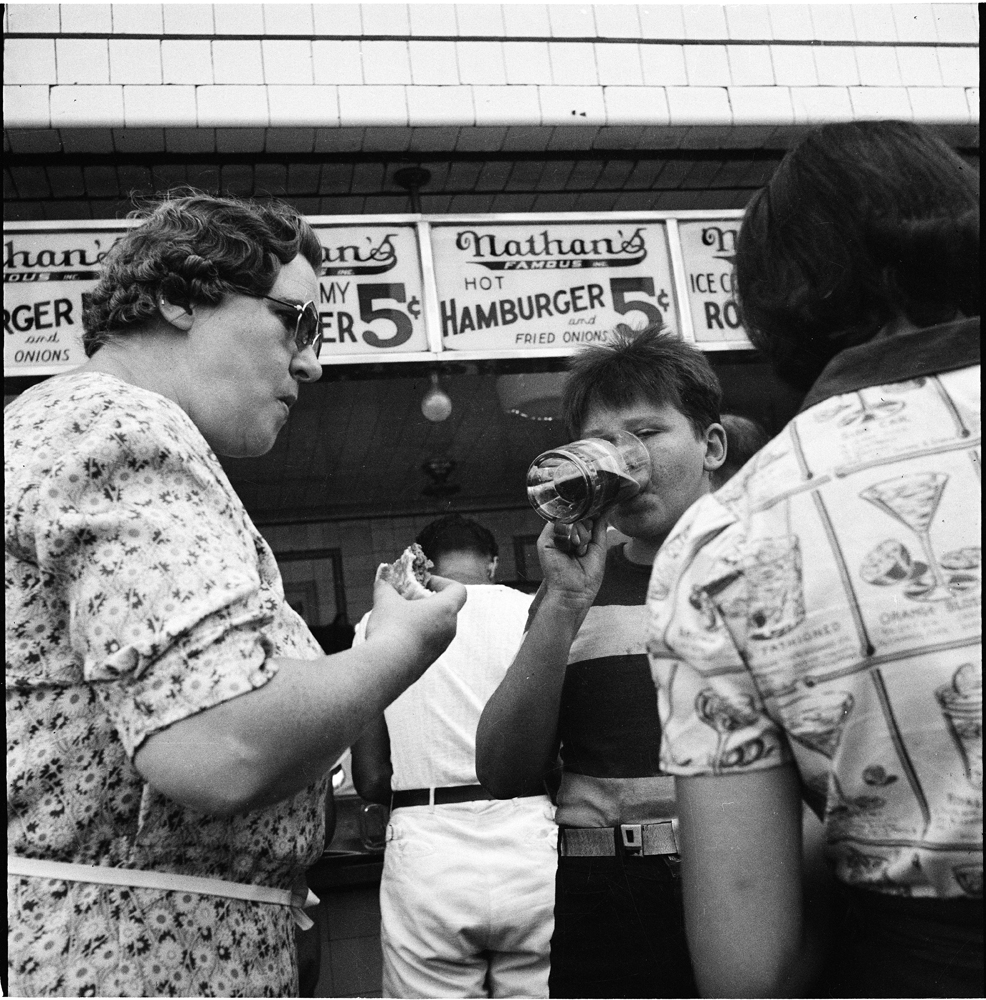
390;784;495;809
559;820;678;858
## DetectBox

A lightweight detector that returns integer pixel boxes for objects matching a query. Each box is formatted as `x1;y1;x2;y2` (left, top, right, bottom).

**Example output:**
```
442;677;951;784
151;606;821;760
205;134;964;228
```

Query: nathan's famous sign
431;222;680;351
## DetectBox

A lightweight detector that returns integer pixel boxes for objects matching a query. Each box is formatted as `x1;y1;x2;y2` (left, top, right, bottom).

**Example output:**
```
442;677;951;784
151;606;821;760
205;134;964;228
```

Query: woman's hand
365;572;467;666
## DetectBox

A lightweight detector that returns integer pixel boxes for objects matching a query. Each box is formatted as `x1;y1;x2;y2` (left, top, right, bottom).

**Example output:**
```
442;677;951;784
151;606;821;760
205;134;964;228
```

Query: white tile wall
109;40;163;86
213;4;264;36
262;40;314;86
124;84;196;127
312;41;362;86
855;46;903;88
56;39;111;85
361;41;412;86
261;3;314;36
407;86;475;127
549;42;598;86
212;40;264;86
60;4;112;34
161;40;213;85
726;44;774;87
908;86;972;124
4;39;57;86
410;41;460;86
724;5;772;40
457;41;507;86
267;85;339;127
594;43;643;86
162;3;214;35
503;42;553;86
593;4;642;39
639;45;688;86
338;85;408;127
770;45;818;88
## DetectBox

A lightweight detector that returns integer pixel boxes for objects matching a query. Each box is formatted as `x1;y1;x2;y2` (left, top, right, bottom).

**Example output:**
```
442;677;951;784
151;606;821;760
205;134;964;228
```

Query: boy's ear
703;422;727;472
157;295;194;331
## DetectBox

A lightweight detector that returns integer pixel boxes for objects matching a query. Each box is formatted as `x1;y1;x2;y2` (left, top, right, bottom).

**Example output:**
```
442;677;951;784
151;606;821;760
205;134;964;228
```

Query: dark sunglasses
261;295;323;359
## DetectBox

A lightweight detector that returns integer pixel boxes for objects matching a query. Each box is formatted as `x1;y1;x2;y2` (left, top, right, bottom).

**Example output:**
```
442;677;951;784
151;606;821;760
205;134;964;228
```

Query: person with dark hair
647;120;981;998
351;515;556;998
476;327;726;998
711;413;771;489
6;192;465;997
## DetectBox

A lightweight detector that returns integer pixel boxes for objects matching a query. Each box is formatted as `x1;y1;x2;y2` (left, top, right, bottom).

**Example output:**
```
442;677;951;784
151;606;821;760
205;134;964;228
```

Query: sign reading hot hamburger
430;220;681;352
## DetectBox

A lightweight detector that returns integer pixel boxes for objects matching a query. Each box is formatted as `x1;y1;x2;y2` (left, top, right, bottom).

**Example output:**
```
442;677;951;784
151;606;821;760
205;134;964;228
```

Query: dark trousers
820;886;984;998
548;853;697;999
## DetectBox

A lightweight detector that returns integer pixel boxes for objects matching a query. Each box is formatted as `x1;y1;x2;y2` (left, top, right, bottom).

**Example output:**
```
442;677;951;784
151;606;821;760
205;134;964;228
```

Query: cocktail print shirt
647;320;981;899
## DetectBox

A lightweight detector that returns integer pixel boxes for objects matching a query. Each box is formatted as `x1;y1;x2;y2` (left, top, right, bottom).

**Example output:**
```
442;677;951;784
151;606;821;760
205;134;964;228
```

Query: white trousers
379;796;558;999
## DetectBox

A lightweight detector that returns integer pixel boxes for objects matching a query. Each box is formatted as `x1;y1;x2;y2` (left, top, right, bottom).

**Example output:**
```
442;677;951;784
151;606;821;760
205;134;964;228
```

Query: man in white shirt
352;515;557;998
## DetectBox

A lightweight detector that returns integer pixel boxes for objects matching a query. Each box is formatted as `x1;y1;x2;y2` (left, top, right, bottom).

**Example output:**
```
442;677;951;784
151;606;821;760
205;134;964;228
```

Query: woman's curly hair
82;190;323;356
735;120;979;391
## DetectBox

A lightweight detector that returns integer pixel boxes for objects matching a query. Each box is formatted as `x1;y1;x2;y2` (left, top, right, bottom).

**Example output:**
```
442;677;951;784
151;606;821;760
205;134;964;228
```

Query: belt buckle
620;823;643;856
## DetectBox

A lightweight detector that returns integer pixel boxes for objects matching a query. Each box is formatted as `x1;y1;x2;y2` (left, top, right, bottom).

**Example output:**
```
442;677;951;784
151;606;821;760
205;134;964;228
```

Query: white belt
8;856;320;930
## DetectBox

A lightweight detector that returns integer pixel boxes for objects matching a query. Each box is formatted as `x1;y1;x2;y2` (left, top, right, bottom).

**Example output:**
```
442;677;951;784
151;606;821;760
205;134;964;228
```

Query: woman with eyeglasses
5;192;466;997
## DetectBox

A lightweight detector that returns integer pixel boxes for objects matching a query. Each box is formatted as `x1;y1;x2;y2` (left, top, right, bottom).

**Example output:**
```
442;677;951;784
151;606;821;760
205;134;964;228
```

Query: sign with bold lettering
309;222;429;355
4;225;129;375
431;221;680;352
676;219;751;345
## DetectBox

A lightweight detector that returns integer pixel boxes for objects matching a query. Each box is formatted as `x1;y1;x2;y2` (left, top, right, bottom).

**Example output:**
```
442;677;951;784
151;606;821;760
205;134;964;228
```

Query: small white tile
504;42;553;85
361;4;410;36
727;45;774;86
51;85;124;127
638;4;686;39
603;85;669;125
724;5;772;40
684;45;730;87
813;46;859;86
109;40;163;86
855;46;902;87
409;5;457;36
473;85;540;125
549;42;597;86
124;84;196;126
261;3;314;35
682;5;728;39
407;85;475;126
5;4;60;33
895;47;943;87
502;4;550;37
728;86;793;125
932;3;979;44
789;85;853;124
548;4;597;37
965;87;980;120
312;41;362;85
540;85;607;124
848;86;911;118
851;5;898;42
263;41;314;86
893;4;939;43
267;85;340;126
768;5;814;40
457;42;507;85
162;40;213;85
60;4;112;33
454;4;505;36
56;39;110;86
937;47;979;87
312;4;363;35
594;4;642;38
410;41;460;85
595;43;643;85
639;44;687;86
213;41;264;85
4;39;56;86
197;85;270;127
666;86;730;125
907;86;972;123
214;4;265;35
809;5;856;41
337;85;408;126
162;4;214;34
3;85;51;128
770;45;817;86
112;4;164;34
361;42;412;85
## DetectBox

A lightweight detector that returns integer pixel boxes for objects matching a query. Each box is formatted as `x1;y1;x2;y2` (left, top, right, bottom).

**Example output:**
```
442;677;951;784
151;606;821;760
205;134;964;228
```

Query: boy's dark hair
561;326;722;438
735;120;979;391
416;514;498;563
83;190;323;356
712;413;771;489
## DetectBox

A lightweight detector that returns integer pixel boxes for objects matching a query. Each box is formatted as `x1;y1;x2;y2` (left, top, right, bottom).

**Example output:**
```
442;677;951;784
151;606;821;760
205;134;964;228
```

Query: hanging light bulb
421;372;452;422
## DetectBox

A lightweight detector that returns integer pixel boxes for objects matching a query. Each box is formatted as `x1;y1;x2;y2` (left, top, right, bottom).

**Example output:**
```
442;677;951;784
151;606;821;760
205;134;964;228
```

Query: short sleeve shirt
648;321;981;899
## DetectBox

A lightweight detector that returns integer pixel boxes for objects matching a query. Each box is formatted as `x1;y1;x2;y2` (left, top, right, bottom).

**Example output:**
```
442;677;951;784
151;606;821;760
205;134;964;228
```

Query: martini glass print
838;389;904;427
787;691;854;758
861;474;951;601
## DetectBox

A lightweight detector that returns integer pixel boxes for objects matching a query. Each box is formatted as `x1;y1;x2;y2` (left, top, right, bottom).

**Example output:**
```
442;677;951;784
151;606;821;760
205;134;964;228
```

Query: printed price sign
310;223;428;356
4;225;128;376
676;219;751;346
431;220;680;352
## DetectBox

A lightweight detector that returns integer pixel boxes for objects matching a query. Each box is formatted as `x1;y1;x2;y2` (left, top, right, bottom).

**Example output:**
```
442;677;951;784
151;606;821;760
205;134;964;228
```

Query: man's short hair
82;190;323;357
561;326;722;439
416;514;498;563
735;120;980;391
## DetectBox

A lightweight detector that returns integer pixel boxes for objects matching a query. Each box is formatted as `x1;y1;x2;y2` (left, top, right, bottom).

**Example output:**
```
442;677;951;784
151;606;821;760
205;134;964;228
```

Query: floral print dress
6;371;329;997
